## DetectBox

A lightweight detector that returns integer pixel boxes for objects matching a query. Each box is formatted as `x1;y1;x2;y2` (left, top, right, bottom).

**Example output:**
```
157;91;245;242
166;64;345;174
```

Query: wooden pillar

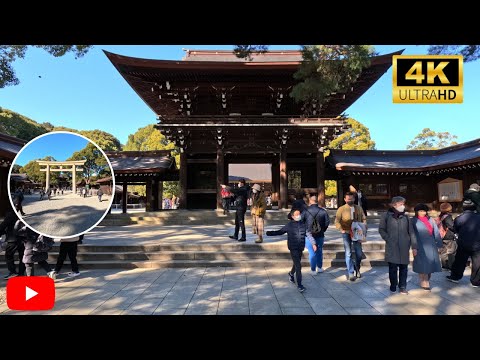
337;179;344;209
46;164;51;191
152;179;159;211
179;152;187;209
271;159;279;204
279;148;288;209
146;179;152;212
72;165;76;194
216;148;225;210
158;181;163;210
316;151;326;207
122;181;128;214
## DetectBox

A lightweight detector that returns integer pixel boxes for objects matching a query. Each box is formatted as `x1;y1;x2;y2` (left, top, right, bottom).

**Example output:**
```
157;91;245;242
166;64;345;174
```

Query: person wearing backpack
302;195;330;275
0;199;25;279
436;202;457;270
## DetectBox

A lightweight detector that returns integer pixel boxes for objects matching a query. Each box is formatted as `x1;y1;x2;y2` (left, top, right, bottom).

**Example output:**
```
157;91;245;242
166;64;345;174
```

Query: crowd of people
222;179;480;294
0;195;82;280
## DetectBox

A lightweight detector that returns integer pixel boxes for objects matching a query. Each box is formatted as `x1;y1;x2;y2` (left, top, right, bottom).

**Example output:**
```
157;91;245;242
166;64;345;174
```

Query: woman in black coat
437;202;457;270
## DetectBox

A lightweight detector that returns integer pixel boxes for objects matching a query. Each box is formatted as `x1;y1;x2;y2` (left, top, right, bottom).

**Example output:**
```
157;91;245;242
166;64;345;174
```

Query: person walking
51;235;82;278
302;195;330;275
411;204;443;291
0;200;25;279
250;184;267;243
335;192;367;281
266;209;315;293
447;200;480;287
227;179;250;242
436;202;457;270
379;196;417;294
97;188;104;202
220;185;232;215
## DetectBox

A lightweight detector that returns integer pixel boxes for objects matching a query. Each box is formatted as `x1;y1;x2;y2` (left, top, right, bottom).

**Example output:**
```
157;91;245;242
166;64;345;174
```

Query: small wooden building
106;150;179;213
0;133;25;216
327;139;480;211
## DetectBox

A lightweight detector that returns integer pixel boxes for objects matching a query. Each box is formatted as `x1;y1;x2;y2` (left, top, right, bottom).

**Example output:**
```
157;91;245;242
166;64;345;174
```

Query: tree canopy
0;45;92;88
67;143;111;182
0;108;49;141
124;124;179;198
428;45;479;62
328;118;376;150
21;156;58;185
407;128;458;150
234;45;375;108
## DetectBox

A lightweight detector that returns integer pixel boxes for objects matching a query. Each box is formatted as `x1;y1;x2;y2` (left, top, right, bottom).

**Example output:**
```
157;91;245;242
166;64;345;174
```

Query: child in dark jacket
266;209;316;292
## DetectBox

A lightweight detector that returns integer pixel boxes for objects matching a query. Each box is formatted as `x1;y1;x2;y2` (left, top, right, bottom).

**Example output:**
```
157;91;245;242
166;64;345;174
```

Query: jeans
388;262;408;290
342;233;363;275
290;249;303;287
305;236;325;271
55;242;79;273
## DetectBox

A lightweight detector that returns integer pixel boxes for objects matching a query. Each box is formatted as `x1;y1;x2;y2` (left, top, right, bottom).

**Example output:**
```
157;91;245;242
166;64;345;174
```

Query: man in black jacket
266;209;316;292
463;183;480;213
227;179;250;242
0;200;25;279
447;200;480;287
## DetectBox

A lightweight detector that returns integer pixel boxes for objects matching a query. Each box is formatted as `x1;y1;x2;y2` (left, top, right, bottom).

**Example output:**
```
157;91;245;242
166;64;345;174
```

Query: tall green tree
68;143;111;182
428;45;479;62
125;124;180;198
407;128;458;150
328;118;376;150
234;45;375;106
324;118;375;198
52;128;122;152
0;108;49;141
21;156;58;185
0;45;92;88
11;164;22;173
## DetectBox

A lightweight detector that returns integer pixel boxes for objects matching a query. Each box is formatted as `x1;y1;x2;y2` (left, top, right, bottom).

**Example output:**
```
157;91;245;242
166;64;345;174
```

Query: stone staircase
1;241;390;269
100;209;385;226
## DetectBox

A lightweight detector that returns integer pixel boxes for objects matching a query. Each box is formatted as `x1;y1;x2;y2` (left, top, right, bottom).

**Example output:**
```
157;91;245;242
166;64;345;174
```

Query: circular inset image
8;131;115;238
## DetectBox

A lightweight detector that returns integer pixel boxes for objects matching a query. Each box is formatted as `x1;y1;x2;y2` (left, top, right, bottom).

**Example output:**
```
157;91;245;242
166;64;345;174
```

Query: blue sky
1;45;479;150
15;132;88;166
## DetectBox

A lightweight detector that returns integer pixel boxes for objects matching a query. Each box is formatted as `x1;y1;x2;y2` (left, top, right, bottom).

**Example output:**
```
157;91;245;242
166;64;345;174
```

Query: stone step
18;249;386;262
10;258;390;269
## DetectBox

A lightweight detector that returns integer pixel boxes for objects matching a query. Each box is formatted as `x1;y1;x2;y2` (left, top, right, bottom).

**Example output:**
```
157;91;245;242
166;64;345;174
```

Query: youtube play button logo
7;277;55;311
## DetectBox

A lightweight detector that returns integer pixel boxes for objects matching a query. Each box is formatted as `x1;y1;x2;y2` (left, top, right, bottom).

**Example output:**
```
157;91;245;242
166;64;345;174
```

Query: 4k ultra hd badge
393;55;463;104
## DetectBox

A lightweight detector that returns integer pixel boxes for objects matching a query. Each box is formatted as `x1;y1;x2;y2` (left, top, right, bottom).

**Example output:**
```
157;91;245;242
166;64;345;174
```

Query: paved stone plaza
0;266;478;315
20;192;111;236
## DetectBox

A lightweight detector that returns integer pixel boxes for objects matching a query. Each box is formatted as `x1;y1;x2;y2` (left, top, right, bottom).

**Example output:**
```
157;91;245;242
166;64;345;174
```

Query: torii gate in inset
37;160;86;194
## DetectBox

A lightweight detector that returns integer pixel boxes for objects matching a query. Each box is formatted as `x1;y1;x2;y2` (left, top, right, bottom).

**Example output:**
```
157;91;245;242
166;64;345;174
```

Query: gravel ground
20;192;111;237
0;287;5;305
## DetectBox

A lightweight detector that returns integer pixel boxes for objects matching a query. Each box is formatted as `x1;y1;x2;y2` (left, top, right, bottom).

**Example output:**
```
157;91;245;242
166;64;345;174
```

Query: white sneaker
67;272;80;278
310;270;317;276
317;268;324;273
47;271;57;280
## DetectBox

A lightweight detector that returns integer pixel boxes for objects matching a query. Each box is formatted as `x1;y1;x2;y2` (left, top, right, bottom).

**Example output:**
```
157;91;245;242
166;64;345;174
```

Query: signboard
437;177;463;202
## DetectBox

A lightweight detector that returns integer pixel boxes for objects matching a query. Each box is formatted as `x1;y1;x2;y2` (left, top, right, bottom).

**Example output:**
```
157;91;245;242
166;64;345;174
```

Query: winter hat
469;183;480;191
252;184;261;192
440;202;452;213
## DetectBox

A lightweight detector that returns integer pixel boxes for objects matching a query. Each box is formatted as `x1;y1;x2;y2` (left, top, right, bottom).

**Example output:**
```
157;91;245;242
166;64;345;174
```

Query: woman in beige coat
251;184;267;243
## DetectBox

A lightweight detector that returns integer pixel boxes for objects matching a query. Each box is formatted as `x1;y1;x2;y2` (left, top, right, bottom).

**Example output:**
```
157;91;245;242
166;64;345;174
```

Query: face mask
395;205;405;212
346;200;354;206
238;183;242;187
252;189;257;193
293;215;301;222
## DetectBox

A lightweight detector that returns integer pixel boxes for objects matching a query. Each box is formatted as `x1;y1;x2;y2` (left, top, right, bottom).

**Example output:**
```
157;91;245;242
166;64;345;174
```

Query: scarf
417;216;433;235
391;208;404;219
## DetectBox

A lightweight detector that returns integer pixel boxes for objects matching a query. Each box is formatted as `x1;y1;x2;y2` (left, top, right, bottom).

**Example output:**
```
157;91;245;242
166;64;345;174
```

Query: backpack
435;215;448;239
307;208;322;236
33;235;54;252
